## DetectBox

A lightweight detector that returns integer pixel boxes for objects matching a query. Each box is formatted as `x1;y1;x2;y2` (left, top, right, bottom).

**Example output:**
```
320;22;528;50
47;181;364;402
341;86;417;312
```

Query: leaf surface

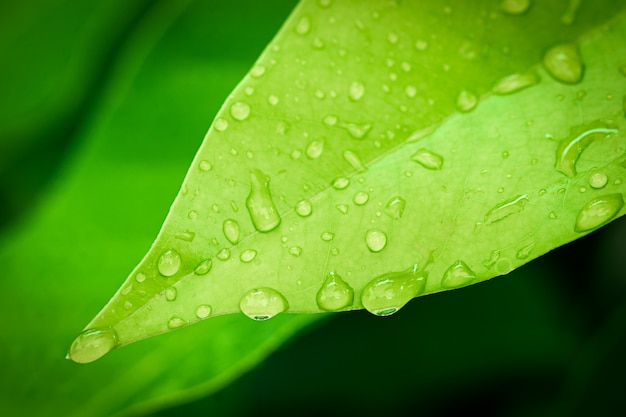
73;0;626;362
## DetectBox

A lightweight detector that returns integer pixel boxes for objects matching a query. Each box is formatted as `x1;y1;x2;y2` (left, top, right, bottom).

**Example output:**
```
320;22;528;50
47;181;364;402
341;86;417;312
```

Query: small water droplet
365;229;387;252
68;328;119;364
336;204;349;214
549;211;558;219
295;14;312;35
295;200;313;217
195;305;212;319
306;139;325;159
289;246;302;257
223;219;241;244
411;148;444;170
353;191;369;205
165;287;177;301
188;210;198;220
555;122;618;177
331;247;340;256
217;248;231;261
136;272;146;283
332;177;350;189
543;43;583;84
575;193;624;232
240;249;257;263
342;150;366;172
361;264;426;316
456;90;478;112
175;231;195;242
501;0;531;14
246;170;281;233
516;242;535;260
482;250;501;269
250;64;266;78
199;160;213;171
492;72;539;95
349;81;365;101
415;39;428;50
405;85;417;98
316;272;354;311
323;114;338;126
477;194;529;227
157;249;181;277
384;196;406;220
268;95;279;106
589;172;609;189
194;259;212;275
340;122;372;139
321;232;335;241
240;287;288;320
168;316;186;329
214;118;229;132
441;260;476;289
230;101;251;121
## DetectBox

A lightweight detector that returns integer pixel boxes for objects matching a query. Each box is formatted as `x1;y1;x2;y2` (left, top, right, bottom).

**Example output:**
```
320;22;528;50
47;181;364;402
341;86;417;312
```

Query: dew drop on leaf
295;14;312;36
492;72;539;95
214;118;229;132
415;39;428;50
230;101;251;121
343;150;366;171
361;264;426;316
135;272;146;283
411;148;444;170
268;95;279;106
188;210;198;220
405;85;417;98
336;204;349;214
194;259;212;275
456;89;478;112
589;172;609;189
574;193;624;232
199;160;212;171
441;260;476;289
482;250;501;269
516;242;535;260
240;249;257;263
349;81;365;101
554;123;618;177
316;272;354;311
68;328;118;364
289;246;303;257
217;248;231;261
332;177;350;189
353;191;369;206
477;194;529;227
246;170;281;233
340;121;372;139
157;249;181;277
543;43;583;84
295;200;313;217
165;287;177;301
306;139;325;159
501;0;531;15
250;64;266;78
323;114;338;126
175;231;195;242
321;231;335;241
365;229;387;252
167;316;186;329
223;219;241;244
195;305;212;319
239;287;288;320
384;196;406;220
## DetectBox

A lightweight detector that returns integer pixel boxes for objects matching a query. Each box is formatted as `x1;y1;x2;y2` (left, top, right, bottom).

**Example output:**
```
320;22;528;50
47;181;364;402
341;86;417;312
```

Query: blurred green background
1;0;625;416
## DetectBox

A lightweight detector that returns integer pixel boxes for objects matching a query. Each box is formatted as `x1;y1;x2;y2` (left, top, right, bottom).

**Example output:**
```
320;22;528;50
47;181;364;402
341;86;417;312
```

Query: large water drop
543;43;583;84
316;272;354;311
68;327;119;364
240;287;288;320
246;170;281;232
441;260;476;289
361;264;427;316
157;249;181;277
574;193;624;232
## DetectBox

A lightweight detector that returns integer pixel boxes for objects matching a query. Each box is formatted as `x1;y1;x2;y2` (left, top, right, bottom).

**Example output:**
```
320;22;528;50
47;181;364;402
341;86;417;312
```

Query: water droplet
575;193;624;232
561;0;581;24
387;31;398;44
482;250;501;269
502;151;510;159
555;123;618;177
157;249;181;277
223;219;240;245
295;200;313;217
318;0;333;8
349;81;365;101
336;204;349;214
353;191;369;205
411;148;444;170
492;72;539;95
549;211;557;219
477;194;529;227
456;90;478;112
361;264;426;316
68;328;118;364
240;249;257;263
342;150;366;172
289;246;302;257
165;287;177;301
188;210;198;220
330;247;340;256
195;305;212;319
501;0;531;14
214;118;229;132
365;229;387;252
240;287;288;320
340;122;372;139
405;85;417;98
250;64;266;78
168;316;186;329
332;177;350;189
589;172;609;189
316;272;354;311
217;248;231;260
516;242;535;260
543;43;583;84
295;14;312;35
199;160;212;171
136;272;146;283
441;260;476;289
384;196;406;220
415;39;428;50
268;95;279;106
323;114;338;126
321;232;335;241
175;231;195;242
194;259;212;275
230;101;251;121
246;170;281;232
306;139;325;159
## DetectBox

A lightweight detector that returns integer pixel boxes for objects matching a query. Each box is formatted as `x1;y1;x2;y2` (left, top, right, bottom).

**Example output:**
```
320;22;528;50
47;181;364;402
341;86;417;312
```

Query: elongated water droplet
217;248;231;261
365;229;387;252
165;287;177;301
195;305;212;319
343;150;366;172
353;191;369;205
478;194;529;227
168;316;186;329
230;101;251;121
349;81;365;101
555;123;618;177
589;172;608;189
543;43;583;84
492;72;539;95
157;249;181;277
223;219;240;244
456;90;478;112
295;14;312;35
411;148;444;170
306;139;325;159
332;177;350;189
482;250;501;269
575;193;624;232
316;272;354;311
361;264;426;316
194;259;212;275
501;0;531;14
562;0;581;24
175;231;195;242
68;328;118;364
246;170;281;232
240;287;288;320
385;196;406;220
516;242;535;260
295;200;313;217
250;64;266;78
441;260;476;289
340;122;372;139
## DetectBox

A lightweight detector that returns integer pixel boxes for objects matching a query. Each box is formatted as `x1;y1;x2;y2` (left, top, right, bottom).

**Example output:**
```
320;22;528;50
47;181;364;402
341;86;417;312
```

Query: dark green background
1;0;625;416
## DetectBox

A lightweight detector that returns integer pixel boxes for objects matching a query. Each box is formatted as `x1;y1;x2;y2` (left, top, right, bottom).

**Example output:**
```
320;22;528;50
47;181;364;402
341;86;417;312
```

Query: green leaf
71;0;626;362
